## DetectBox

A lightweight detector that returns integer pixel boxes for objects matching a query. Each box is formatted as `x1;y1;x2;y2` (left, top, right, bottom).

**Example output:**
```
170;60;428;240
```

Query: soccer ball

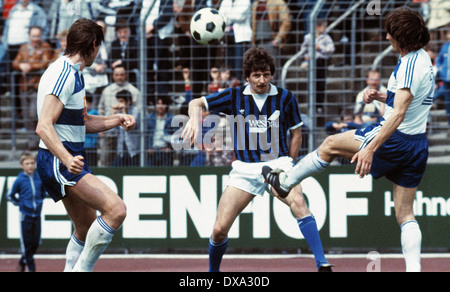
190;8;226;45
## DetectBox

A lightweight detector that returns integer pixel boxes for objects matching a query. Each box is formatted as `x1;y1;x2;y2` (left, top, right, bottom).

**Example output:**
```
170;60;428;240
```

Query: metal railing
1;0;449;165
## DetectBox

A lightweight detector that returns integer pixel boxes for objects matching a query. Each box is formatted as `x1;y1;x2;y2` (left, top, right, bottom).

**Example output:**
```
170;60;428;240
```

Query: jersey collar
243;84;278;96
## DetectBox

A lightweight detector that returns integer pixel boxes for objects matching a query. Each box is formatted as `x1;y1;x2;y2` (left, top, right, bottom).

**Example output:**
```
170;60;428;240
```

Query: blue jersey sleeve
204;87;234;115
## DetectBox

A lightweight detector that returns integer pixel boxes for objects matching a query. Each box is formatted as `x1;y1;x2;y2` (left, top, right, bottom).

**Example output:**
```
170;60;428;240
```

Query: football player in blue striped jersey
183;47;332;272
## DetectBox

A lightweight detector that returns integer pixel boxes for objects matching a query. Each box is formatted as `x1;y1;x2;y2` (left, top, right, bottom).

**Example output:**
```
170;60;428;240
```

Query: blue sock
298;215;328;270
208;237;228;272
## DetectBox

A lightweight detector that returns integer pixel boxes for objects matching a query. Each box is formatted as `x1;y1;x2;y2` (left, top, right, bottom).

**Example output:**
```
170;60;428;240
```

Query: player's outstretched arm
85;113;136;134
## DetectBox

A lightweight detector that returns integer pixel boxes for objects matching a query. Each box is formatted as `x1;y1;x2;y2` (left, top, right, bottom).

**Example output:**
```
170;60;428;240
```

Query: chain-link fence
0;0;448;166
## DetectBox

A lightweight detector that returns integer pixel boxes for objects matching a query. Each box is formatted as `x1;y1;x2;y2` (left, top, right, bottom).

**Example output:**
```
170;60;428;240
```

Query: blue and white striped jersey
37;56;86;152
383;48;435;135
203;84;303;162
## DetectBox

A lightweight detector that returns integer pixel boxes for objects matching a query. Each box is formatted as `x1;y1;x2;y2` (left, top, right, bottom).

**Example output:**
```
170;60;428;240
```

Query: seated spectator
111;0;142;38
324;111;361;135
12;26;52;150
110;19;139;86
324;109;361;165
98;64;142;166
219;65;240;91
111;89;141;167
147;96;175;166
3;0;48;120
208;67;221;94
3;0;49;62
353;70;387;126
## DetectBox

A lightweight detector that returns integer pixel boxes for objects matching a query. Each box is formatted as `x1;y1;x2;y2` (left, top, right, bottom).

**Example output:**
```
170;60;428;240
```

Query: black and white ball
190;8;226;45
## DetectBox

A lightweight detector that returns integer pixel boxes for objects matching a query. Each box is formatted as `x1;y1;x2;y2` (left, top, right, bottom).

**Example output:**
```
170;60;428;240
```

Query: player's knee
394;201;415;225
395;208;414;226
109;200;127;226
320;135;338;155
212;224;228;242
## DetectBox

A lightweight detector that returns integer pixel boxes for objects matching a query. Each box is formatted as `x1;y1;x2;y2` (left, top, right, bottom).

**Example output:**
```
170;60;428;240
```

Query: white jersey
37;56;86;152
382;49;435;135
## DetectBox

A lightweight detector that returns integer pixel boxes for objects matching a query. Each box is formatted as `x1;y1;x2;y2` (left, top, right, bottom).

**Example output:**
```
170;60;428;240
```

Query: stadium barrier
0;165;448;252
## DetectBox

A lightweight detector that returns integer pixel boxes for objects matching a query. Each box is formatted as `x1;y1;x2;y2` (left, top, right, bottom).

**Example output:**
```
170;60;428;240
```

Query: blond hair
20;151;36;165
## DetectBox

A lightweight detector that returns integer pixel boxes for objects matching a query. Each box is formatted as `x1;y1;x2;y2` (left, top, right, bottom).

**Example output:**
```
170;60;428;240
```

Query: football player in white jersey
263;7;432;272
36;19;135;272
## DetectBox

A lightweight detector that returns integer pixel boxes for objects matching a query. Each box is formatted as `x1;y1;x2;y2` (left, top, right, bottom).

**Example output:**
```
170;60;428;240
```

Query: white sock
72;216;116;272
282;150;329;188
401;221;422;272
64;235;84;272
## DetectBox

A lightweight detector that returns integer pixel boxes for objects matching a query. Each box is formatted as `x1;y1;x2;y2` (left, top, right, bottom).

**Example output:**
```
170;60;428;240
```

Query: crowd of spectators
0;0;448;167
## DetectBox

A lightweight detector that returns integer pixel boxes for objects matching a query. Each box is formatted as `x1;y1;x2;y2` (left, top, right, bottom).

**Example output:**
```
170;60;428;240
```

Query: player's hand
363;89;379;104
119;114;136;131
351;148;374;178
181;106;202;146
67;155;84;175
181;118;199;146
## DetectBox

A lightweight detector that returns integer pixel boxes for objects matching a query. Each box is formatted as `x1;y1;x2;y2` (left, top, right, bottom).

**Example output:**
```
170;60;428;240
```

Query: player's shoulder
397;49;432;81
44;57;75;80
400;49;431;69
276;86;297;101
41;57;77;97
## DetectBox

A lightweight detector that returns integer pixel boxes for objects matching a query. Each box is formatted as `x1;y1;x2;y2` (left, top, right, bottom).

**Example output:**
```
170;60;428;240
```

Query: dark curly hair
384;7;430;53
242;47;275;79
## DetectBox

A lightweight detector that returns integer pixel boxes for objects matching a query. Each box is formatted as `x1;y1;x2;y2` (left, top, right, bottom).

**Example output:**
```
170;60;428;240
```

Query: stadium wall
0;166;449;251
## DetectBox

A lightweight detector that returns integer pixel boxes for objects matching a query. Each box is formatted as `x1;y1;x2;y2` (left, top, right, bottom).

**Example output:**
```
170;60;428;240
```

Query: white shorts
227;156;294;197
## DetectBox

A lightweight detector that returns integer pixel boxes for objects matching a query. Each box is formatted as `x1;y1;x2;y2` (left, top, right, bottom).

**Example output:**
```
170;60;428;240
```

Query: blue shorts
37;148;92;202
355;125;428;188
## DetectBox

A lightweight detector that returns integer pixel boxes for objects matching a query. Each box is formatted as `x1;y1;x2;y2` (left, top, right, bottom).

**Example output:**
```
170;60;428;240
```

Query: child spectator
7;151;46;272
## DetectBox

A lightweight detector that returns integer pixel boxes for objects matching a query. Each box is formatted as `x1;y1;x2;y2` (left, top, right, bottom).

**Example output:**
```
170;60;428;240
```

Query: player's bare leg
264;130;362;195
276;184;332;271
393;184;422;272
63;174;126;272
62;193;96;271
209;186;254;272
317;130;361;162
211;186;255;243
276;184;310;219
